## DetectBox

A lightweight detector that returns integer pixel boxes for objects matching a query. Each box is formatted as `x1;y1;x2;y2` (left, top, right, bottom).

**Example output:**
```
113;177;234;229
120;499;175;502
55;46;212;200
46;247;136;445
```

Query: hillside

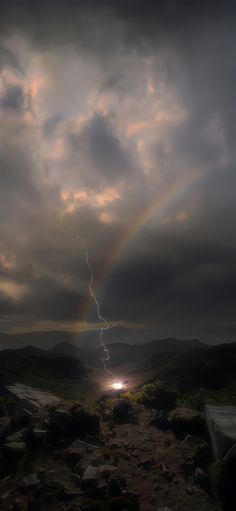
0;346;90;398
147;342;236;390
51;337;204;368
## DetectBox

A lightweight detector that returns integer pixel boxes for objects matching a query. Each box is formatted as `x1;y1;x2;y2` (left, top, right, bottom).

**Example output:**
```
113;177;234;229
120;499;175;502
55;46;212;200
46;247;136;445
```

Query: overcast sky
0;0;236;343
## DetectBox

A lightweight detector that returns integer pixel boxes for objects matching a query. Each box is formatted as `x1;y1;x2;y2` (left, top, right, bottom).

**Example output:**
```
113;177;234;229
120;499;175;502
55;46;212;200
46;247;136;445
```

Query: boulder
50;408;72;434
150;409;168;429
194;467;210;491
17;472;40;491
70;404;101;436
6;384;60;413
180;434;213;470
3;441;26;455
97;465;117;478
50;406;101;436
65;447;83;467
0;417;10;438
11;406;34;426
168;407;207;438
31;428;48;443
81;466;99;490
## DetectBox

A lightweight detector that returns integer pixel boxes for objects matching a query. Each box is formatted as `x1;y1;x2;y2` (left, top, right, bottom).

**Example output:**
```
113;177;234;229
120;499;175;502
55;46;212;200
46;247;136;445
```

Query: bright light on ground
112;381;124;390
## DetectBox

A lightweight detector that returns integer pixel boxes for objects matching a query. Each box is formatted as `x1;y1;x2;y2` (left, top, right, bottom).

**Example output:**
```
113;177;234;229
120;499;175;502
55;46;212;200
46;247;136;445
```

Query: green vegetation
121;381;178;410
177;383;236;411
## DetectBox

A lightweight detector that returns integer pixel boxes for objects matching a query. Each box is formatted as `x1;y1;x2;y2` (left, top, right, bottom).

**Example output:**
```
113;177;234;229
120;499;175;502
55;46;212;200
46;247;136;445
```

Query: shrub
135;382;178;410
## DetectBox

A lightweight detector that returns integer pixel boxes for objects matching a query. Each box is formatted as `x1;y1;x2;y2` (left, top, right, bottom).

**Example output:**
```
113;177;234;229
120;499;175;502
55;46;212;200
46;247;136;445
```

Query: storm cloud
0;0;235;343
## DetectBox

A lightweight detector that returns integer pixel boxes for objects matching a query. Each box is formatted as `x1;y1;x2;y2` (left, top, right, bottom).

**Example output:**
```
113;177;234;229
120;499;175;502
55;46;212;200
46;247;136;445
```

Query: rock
50;405;101;436
6;383;60;413
65;447;83;466
108;477;122;496
182;434;205;447
97;464;117;478
17;472;40;491
31;428;48;443
168;407;207;438
3;441;26;456
150;410;168;429
0;417;10;437
13;497;24;511
11;406;34;426
6;428;27;443
1;491;10;501
70;404;101;436
69;473;81;487
137;458;155;470
96;479;108;496
112;398;135;423
81;466;99;489
194;467;210;490
50;409;72;434
70;438;99;453
181;435;213;470
60;484;83;499
90;453;105;466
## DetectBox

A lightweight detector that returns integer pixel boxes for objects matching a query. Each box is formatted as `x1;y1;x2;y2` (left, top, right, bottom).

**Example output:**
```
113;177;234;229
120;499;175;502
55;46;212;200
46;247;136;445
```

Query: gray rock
1;491;10;501
108;477;122;496
31;428;48;442
70;438;99;453
0;417;10;437
50;409;72;434
96;479;108;496
97;464;117;478
4;441;26;454
90;453;105;466
81;466;99;489
11;406;34;426
69;473;81;487
65;447;83;466
194;467;210;489
6;428;27;443
6;383;60;413
18;472;40;491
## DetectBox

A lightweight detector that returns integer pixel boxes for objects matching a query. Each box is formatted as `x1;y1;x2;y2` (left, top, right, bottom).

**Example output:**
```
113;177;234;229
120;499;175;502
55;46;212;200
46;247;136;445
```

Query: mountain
51;338;205;368
146;342;236;390
0;345;88;389
0;326;161;351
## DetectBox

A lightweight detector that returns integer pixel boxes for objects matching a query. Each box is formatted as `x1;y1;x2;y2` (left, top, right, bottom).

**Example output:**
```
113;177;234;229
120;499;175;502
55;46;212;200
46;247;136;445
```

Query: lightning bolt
59;226;116;380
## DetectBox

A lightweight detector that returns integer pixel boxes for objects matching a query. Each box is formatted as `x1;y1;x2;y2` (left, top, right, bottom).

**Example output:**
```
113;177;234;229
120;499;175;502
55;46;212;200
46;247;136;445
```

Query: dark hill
51;338;204;368
147;342;236;390
0;345;88;387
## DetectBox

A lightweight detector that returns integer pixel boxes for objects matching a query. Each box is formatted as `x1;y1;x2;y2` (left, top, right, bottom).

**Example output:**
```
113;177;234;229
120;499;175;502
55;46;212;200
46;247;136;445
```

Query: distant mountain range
0;326;163;351
50;337;204;368
0;334;235;398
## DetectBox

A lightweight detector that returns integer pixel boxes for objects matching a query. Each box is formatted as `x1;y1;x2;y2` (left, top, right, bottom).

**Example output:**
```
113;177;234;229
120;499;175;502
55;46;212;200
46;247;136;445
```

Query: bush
135;382;178;410
112;398;134;423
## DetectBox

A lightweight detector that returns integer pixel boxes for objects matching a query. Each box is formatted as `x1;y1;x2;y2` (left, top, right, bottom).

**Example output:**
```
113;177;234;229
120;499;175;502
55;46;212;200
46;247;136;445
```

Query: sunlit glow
112;381;124;390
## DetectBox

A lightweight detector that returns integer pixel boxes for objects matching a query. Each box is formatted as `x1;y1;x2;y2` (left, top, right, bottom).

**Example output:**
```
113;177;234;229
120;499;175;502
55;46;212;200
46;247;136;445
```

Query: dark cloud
67;113;134;186
1;83;26;111
0;0;235;342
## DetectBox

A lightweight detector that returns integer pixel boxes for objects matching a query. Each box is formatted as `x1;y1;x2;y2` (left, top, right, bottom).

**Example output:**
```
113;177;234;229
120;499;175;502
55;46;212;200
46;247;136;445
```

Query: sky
0;0;236;344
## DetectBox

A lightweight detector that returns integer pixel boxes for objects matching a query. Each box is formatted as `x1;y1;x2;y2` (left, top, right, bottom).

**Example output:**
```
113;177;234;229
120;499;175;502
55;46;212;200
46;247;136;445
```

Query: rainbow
81;168;204;322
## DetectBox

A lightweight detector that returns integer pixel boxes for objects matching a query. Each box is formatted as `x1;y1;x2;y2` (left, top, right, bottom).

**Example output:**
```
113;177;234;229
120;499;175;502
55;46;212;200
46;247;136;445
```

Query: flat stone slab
205;404;236;458
6;383;60;412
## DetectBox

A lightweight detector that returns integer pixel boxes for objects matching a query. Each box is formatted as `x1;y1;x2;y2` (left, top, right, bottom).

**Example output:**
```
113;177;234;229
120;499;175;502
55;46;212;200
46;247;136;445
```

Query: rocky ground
0;385;221;511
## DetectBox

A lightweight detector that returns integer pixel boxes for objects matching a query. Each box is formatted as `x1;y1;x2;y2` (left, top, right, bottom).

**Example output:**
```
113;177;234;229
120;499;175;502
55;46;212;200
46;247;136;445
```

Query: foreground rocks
0;389;221;511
